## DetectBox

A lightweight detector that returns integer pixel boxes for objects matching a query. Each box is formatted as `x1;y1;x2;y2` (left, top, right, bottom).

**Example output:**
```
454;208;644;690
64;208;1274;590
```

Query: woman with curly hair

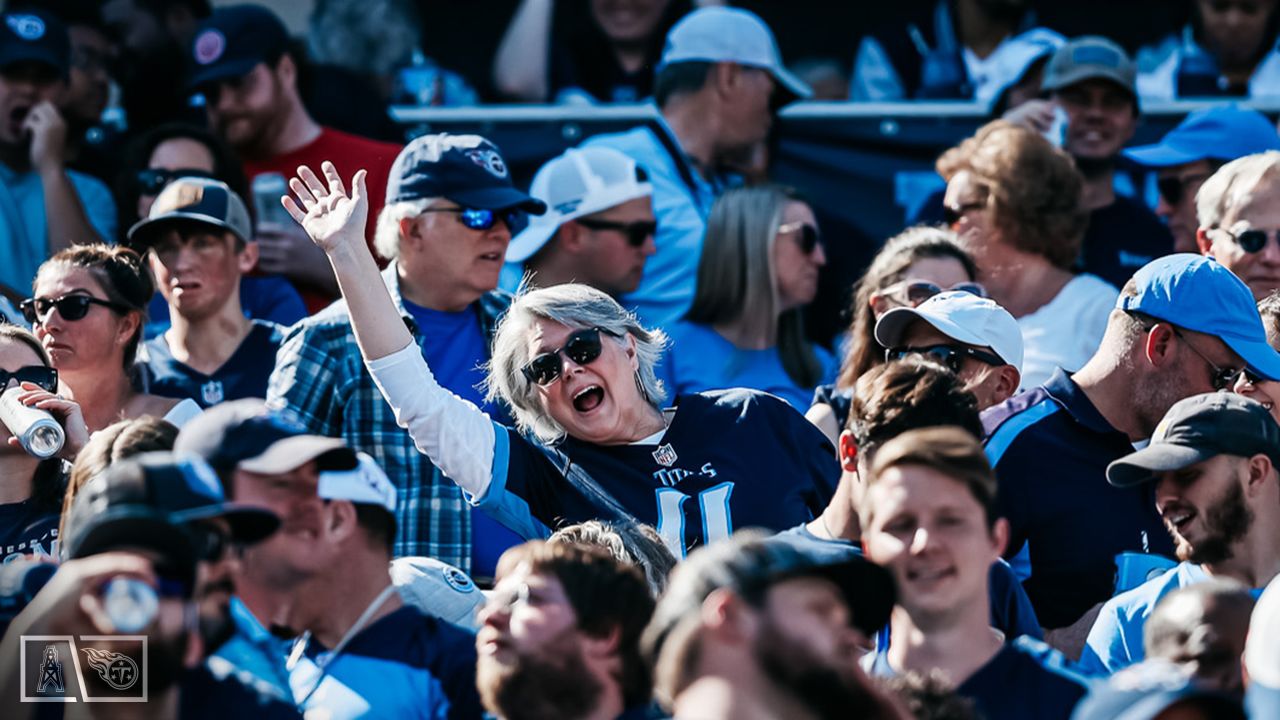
937;120;1118;389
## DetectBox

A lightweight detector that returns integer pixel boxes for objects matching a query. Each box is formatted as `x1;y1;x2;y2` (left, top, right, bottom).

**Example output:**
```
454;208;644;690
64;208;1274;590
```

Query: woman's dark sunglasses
521;328;620;386
0;366;58;393
778;221;822;254
20;294;131;325
1222;227;1280;254
136;167;217;195
575;218;658;247
884;280;987;307
886;344;1005;374
422;207;521;231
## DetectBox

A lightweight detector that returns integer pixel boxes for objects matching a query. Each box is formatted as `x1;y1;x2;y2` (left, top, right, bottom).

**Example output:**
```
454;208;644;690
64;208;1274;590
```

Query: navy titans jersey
489;389;839;557
139;321;283;408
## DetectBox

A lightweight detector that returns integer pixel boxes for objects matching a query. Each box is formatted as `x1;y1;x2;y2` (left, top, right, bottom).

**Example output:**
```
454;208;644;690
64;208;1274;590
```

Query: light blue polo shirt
581;109;722;330
0;162;117;293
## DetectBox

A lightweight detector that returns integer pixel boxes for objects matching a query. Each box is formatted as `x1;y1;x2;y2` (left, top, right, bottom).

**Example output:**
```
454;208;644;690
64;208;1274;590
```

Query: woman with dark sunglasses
28;246;201;432
0;324;90;563
806;226;979;447
280;162;838;560
659;186;834;410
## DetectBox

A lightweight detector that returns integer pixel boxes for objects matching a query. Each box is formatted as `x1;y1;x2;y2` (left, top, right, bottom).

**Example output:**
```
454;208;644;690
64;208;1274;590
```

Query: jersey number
654;482;734;558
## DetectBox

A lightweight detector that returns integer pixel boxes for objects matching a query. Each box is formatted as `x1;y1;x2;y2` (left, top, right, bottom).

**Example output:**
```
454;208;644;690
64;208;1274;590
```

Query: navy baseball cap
127;177;253;249
1107;393;1280;487
186;4;288;90
1118;254;1280;381
386;133;547;214
0;10;69;76
175;399;357;482
642;530;896;663
1125;105;1280;168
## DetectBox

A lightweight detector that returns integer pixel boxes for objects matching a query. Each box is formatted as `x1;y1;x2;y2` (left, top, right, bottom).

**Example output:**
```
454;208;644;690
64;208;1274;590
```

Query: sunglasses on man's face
777;221;823;255
882;280;987;307
188;524;244;562
575;218;658;247
20;294;131;325
521;327;620;386
1156;173;1212;207
1221;227;1280;254
0;366;58;393
136;168;217;196
422;207;521;231
886;344;1005;374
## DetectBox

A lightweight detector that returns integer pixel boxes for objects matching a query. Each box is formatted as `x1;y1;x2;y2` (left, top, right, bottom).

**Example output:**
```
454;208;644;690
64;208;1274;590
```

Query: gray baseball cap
1042;35;1137;100
127;177;253;248
1107;393;1280;488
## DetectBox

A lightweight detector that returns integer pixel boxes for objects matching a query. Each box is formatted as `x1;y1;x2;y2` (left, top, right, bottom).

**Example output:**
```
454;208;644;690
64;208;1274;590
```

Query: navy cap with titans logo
186;4;288;90
386;133;547;214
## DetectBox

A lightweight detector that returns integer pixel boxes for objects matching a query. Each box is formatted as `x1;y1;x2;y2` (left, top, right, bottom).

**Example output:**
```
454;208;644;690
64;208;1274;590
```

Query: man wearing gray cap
129;176;283;409
582;6;810;329
641;529;902;720
1079;393;1280;675
1030;36;1172;289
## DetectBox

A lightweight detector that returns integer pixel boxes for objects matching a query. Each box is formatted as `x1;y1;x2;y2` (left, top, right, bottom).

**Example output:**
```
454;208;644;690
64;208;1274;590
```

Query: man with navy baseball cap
983;253;1280;644
1077;393;1280;675
268;134;541;579
1124;105;1280;253
582;6;809;328
187;3;402;312
0;8;115;295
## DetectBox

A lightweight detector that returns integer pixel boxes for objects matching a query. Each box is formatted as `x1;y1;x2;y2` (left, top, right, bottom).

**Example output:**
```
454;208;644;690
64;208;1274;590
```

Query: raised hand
282;161;369;257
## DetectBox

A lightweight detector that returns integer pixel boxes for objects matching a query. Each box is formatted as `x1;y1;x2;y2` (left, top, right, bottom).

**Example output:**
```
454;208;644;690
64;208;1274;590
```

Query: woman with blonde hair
660;185;834;409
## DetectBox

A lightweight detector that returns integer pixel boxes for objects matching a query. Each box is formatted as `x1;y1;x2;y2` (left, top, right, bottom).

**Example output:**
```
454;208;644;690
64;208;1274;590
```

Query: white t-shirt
1017;274;1119;390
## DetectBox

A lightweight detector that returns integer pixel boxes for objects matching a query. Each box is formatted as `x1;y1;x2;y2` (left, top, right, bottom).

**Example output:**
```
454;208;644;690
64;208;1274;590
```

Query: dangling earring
635;370;651;404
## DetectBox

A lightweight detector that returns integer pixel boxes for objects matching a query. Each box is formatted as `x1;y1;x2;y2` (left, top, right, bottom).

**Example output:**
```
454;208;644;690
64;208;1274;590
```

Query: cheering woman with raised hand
282;161;838;557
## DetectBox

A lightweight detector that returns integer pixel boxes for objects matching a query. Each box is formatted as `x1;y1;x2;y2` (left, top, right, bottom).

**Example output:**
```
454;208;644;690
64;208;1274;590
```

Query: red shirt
244;127;402;313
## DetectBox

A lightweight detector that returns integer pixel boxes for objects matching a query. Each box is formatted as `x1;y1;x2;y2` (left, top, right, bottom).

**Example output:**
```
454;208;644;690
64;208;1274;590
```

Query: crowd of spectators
1;1;1280;719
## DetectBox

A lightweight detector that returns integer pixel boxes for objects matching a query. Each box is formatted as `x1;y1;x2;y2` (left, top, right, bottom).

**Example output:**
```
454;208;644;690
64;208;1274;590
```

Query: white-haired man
1196;150;1280;301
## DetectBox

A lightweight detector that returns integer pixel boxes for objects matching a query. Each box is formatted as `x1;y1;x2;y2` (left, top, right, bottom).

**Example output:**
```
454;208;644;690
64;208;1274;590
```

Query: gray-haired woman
280;162;838;557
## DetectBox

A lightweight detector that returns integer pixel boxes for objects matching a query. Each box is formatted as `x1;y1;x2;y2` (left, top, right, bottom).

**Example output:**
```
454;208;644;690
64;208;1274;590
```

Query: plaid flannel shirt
267;265;511;572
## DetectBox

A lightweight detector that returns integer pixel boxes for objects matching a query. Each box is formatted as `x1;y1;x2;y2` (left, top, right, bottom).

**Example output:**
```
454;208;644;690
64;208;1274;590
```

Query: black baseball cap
127;177;254;249
1107;393;1280;488
641;530;896;663
174;399;357;482
0;10;69;76
186;4;288;90
386;133;547;213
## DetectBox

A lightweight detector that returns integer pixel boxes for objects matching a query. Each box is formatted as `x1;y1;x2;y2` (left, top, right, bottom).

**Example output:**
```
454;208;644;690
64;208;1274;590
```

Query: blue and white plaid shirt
267;265;510;571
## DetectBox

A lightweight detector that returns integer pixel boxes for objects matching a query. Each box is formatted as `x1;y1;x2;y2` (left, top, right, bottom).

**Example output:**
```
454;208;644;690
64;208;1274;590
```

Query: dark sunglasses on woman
136;167;217;196
882;280;987;307
1220;227;1280;254
421;206;522;231
20;294;131;325
521;327;622;386
0;366;58;393
575;218;658;247
777;221;822;254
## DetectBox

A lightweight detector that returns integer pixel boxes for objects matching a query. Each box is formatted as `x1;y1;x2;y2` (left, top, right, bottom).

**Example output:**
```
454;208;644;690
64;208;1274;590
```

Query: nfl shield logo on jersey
652;443;678;467
200;381;224;406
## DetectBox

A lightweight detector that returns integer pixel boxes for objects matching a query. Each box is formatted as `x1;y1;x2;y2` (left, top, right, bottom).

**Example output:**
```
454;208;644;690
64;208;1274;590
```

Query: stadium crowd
1;1;1280;718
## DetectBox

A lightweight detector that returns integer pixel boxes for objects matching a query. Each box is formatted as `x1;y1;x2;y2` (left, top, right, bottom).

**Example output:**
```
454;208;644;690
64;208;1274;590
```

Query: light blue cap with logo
657;7;811;102
1124;104;1280;167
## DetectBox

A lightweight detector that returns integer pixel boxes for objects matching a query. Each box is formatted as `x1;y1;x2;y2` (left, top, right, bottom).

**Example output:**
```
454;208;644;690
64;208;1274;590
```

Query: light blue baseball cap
1117;254;1280;380
657;7;811;102
1124;105;1280;167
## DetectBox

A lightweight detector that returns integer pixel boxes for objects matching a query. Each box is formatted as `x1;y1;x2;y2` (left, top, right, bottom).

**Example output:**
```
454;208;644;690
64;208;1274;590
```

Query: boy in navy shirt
129;177;282;408
860;427;1088;720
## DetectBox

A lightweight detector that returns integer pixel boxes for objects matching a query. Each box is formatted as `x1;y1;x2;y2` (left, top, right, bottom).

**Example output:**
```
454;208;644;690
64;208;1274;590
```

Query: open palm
282;161;369;255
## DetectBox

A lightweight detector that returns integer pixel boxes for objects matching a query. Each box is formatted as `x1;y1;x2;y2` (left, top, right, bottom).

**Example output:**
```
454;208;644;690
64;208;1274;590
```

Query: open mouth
906;565;955;585
572;385;604;413
1163;509;1195;535
478;251;503;262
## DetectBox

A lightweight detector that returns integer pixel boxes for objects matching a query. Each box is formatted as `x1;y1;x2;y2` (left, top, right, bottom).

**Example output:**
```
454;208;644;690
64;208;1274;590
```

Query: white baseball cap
874;291;1024;373
317;452;397;513
391;556;485;630
657;7;811;102
506;147;654;263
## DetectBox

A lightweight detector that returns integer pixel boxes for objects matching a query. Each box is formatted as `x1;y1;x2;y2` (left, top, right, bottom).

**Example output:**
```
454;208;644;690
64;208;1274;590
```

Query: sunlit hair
936;119;1088;270
549;520;677;597
840;226;976;389
35;246;153;370
60;416;178;553
373;198;436;261
850;357;982;461
486;283;668;443
1196;151;1280;230
686;185;824;389
1259;290;1280;348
